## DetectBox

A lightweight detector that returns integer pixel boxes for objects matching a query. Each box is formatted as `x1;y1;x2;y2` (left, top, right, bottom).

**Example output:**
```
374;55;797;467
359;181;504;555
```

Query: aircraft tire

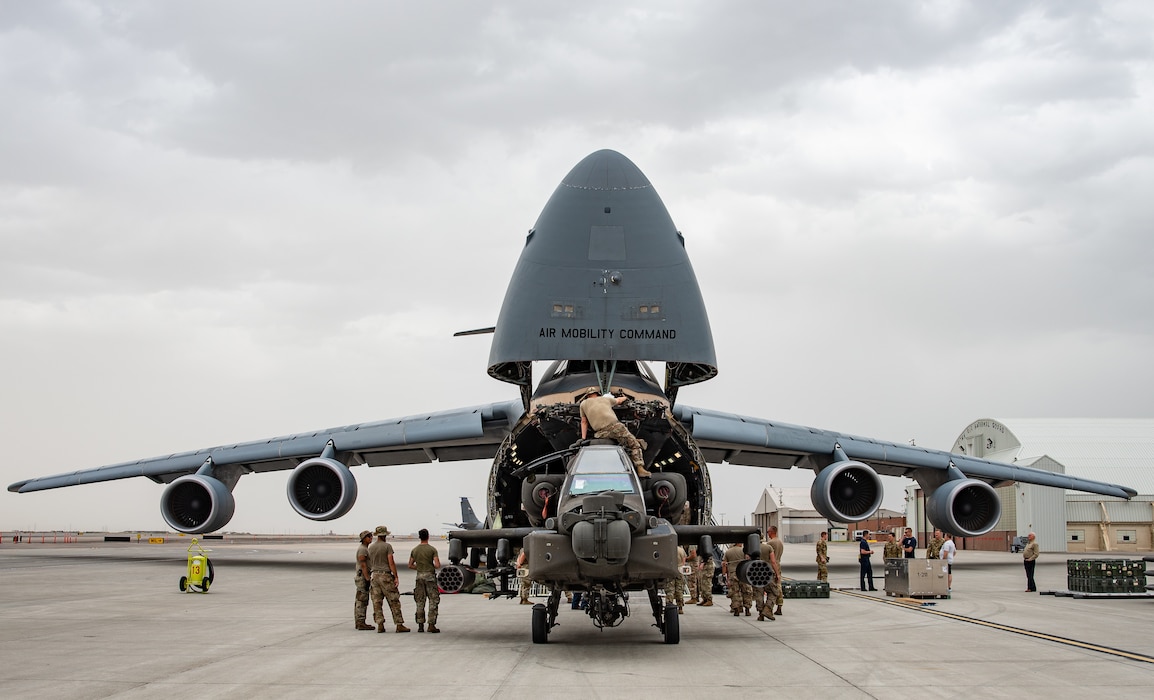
663;604;680;645
531;603;548;644
179;576;187;592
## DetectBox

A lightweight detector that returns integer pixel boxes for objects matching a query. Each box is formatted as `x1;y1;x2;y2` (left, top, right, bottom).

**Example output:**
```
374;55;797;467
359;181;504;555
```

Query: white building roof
952;418;1154;495
752;487;819;515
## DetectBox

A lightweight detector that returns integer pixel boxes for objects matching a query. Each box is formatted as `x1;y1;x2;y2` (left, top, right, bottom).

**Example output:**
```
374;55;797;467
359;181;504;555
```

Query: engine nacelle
810;460;884;523
161;474;236;534
647;472;687;520
927;479;1002;537
521;474;565;526
287;457;358;521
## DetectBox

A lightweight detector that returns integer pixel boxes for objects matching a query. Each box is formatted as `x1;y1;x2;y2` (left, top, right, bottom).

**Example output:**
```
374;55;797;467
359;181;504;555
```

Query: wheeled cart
179;538;214;593
884;558;948;598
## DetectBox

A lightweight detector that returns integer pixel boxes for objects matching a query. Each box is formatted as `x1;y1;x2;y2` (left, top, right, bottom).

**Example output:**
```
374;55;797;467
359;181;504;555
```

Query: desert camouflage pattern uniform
816;539;828;582
354;540;371;625
685;547;699;602
409;542;440;626
767;537;784;610
756;565;781;621
723;546;752;613
926;536;945;559
884;540;902;559
696;557;715;604
368;540;405;625
663;546;687;611
594;422;646;473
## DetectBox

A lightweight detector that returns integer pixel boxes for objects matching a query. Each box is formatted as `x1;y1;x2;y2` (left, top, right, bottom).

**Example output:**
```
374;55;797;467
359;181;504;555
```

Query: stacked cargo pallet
781;580;831;599
1067;559;1147;594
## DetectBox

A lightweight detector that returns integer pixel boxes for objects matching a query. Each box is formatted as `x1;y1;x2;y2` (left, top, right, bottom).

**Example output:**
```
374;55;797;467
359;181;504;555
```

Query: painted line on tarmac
836;589;1154;664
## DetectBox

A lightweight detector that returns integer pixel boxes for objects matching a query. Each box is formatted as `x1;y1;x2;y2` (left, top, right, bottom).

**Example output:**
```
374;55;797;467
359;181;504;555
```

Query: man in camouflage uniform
722;542;752;616
815;531;829;582
685;546;700;603
368;525;410;633
766;526;785;616
926;529;945;559
663;546;688;614
515;548;533;604
756;545;781;622
353;530;374;631
579;389;650;477
695;551;715;606
408;528;441;633
883;532;902;559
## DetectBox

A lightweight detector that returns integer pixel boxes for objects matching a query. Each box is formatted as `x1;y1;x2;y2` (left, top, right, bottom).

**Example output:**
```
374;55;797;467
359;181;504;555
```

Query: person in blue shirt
859;532;876;591
901;527;918;558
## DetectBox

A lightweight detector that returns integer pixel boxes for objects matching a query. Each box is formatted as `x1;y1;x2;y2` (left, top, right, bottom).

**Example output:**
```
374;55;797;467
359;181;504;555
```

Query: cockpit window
565;447;636;495
571;447;631;474
568;473;636;496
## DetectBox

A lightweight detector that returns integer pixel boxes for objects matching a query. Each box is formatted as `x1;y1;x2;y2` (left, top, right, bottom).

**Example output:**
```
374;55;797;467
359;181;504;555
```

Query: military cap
374;525;390;537
358;530;372;540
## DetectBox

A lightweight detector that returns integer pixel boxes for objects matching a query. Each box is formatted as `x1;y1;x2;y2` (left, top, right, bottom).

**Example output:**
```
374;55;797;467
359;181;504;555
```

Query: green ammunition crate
781;580;830;599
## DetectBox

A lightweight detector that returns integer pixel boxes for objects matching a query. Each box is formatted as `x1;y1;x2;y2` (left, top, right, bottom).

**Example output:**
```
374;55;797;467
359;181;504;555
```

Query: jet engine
926;479;1001;537
521;474;565;526
809;460;884;523
647;472;687;520
286;457;358;521
161;474;236;534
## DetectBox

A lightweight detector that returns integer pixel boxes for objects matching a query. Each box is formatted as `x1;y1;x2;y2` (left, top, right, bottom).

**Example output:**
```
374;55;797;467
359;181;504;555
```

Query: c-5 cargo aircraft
9;150;1134;642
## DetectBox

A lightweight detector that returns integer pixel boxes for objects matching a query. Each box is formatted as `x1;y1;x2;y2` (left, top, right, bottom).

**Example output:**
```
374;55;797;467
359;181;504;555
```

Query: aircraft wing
671;405;1136;499
8;399;524;493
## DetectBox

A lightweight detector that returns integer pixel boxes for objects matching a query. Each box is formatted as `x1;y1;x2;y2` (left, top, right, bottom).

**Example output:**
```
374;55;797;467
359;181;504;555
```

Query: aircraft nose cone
561;149;652;191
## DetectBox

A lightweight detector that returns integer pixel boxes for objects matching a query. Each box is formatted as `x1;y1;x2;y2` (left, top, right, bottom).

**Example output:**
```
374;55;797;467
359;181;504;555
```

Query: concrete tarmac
2;538;1153;699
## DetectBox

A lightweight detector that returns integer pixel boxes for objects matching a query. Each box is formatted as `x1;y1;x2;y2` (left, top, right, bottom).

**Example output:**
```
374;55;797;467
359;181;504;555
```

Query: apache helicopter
9;150;1135;644
439;438;769;644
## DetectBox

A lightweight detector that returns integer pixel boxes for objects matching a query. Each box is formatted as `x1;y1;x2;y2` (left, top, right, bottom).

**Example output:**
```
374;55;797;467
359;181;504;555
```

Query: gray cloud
2;1;1152;534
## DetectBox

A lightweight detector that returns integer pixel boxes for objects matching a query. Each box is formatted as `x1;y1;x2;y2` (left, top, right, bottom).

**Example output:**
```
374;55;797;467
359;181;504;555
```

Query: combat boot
417;623;425;633
775;606;783;616
396;623;411;633
636;467;652;477
744;608;751;616
376;622;386;633
428;624;440;633
757;613;765;621
701;600;713;607
356;622;374;631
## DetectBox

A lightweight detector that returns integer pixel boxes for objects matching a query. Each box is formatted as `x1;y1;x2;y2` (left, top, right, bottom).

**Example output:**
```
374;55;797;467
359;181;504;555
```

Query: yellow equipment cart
179;538;214;593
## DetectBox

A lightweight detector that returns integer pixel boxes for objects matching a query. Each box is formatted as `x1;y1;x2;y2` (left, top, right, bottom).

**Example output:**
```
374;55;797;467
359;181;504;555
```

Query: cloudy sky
3;1;1152;535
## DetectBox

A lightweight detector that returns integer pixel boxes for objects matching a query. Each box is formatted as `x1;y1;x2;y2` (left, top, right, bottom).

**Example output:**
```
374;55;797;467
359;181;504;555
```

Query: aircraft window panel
550;302;580;319
572;449;632;473
568;474;636;495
